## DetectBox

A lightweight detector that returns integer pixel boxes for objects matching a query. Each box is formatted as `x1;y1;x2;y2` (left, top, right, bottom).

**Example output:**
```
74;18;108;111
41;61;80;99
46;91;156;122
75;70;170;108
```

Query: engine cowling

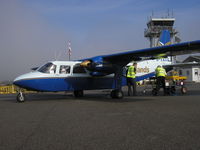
80;56;114;74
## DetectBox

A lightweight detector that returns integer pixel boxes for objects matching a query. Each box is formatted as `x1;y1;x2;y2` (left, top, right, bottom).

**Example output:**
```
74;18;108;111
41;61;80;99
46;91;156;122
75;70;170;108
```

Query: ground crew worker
127;62;137;96
155;65;167;95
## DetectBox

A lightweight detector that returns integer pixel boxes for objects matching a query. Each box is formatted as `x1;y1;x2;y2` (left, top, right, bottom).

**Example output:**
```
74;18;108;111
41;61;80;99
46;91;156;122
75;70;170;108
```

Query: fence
0;85;34;94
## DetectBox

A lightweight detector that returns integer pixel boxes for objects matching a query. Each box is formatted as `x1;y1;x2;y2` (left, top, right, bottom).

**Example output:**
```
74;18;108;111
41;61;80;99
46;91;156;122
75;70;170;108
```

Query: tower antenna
67;41;72;61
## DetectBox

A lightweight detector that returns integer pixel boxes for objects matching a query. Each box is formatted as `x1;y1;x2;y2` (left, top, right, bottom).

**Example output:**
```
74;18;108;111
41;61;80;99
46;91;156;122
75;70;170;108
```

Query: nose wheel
17;91;26;102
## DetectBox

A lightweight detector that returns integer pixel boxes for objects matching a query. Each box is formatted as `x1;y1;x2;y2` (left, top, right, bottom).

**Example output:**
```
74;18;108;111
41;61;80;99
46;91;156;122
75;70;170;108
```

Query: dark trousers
127;77;136;96
156;76;166;94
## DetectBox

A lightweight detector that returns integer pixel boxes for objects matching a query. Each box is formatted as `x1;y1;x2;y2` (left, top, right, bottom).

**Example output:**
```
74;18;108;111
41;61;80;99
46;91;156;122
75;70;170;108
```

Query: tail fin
158;29;171;46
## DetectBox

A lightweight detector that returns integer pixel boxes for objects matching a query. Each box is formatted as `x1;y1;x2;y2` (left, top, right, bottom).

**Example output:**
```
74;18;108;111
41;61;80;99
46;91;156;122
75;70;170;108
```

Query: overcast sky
0;0;200;81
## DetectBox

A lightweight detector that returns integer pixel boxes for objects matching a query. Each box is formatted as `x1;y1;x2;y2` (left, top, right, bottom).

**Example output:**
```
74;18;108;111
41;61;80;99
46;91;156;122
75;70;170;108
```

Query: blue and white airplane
13;34;200;102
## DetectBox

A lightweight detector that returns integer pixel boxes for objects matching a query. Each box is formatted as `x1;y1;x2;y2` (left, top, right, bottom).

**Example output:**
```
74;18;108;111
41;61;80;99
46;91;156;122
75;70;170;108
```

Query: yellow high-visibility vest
127;66;136;78
156;67;166;77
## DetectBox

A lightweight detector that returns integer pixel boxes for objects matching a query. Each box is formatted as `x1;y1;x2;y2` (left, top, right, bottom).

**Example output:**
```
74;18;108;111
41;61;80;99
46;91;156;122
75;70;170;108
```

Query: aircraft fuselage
13;61;127;92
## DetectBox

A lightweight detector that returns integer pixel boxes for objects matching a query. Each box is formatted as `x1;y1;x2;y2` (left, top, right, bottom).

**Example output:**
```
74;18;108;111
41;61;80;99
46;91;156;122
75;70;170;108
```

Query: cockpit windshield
37;63;57;74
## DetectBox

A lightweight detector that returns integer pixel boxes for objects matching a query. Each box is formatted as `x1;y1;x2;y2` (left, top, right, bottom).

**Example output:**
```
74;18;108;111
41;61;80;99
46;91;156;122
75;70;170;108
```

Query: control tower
144;17;179;47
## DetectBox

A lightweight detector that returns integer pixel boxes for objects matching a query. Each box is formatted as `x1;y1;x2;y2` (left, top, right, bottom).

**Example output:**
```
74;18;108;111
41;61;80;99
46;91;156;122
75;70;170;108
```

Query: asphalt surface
0;84;200;150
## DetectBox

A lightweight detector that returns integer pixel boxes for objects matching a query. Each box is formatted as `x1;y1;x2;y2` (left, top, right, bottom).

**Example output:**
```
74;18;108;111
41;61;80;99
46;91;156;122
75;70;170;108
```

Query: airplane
13;33;200;102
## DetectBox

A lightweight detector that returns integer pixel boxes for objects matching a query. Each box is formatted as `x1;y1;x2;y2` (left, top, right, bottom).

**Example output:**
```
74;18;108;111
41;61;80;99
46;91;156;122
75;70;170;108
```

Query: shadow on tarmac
2;86;200;103
0;92;156;103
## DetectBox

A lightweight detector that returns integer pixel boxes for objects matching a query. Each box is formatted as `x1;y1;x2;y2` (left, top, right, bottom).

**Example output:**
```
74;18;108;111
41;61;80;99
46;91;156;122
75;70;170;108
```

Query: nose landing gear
17;91;26;102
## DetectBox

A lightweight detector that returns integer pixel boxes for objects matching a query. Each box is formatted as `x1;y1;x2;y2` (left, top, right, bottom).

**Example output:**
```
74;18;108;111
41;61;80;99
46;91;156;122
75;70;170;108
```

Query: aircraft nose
13;71;42;90
13;76;20;83
13;76;25;87
13;72;34;88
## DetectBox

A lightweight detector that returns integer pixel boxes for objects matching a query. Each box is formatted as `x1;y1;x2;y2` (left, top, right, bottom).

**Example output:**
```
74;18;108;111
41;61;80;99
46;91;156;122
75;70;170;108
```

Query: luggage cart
142;77;157;94
165;76;187;94
143;76;187;96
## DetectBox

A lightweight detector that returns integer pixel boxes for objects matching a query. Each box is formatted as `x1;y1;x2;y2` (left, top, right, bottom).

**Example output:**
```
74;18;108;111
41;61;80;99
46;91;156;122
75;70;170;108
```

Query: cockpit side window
73;64;86;74
59;65;71;74
37;63;57;74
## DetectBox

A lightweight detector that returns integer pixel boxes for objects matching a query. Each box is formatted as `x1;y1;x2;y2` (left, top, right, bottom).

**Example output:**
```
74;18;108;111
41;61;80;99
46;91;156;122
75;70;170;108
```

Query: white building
176;56;200;82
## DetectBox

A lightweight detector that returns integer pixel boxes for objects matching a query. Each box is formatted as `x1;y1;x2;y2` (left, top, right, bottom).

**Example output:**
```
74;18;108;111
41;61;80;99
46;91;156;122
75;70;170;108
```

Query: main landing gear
110;89;124;99
16;91;26;102
110;66;124;99
74;90;84;98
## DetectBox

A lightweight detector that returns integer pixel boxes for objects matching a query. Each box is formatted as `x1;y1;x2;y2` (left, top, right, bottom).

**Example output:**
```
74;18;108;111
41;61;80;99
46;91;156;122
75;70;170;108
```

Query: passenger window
73;64;86;73
60;65;71;74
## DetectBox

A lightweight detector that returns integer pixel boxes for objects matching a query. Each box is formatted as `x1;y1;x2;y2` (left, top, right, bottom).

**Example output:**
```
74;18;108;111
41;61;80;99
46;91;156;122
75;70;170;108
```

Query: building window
194;69;198;75
179;70;182;75
186;70;190;75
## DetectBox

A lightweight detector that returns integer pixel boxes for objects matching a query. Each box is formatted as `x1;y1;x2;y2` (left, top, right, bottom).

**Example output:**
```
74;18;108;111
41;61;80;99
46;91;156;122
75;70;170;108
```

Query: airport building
144;17;179;48
176;56;200;82
144;14;200;82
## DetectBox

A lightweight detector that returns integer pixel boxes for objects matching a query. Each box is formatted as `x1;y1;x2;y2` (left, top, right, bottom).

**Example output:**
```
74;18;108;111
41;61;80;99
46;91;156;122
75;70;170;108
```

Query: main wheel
17;93;26;102
152;88;157;96
165;88;171;95
170;86;176;94
74;90;84;98
110;90;124;99
181;87;187;94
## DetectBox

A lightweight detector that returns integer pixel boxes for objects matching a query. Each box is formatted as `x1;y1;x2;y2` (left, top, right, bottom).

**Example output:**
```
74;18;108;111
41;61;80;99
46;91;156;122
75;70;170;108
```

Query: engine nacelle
80;56;114;74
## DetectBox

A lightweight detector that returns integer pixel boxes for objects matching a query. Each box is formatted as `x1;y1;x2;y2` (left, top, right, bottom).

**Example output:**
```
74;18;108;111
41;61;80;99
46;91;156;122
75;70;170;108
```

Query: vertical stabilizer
158;30;171;46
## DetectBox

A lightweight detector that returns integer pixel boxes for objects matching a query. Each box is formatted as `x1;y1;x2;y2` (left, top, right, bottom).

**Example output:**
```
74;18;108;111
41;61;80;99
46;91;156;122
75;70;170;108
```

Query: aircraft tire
181;87;187;94
110;90;116;98
152;88;157;96
170;86;176;94
17;93;26;102
74;90;84;98
110;90;124;99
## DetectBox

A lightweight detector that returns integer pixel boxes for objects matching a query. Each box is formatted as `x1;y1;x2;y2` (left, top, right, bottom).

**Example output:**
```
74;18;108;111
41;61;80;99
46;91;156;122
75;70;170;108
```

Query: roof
183;56;200;63
147;18;175;26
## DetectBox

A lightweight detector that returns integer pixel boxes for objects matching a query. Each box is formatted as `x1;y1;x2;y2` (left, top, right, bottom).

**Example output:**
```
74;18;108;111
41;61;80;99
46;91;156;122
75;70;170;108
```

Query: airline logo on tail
158;29;171;46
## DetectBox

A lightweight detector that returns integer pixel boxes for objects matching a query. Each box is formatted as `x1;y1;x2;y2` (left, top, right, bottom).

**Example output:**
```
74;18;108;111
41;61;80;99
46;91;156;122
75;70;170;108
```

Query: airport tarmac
0;84;200;150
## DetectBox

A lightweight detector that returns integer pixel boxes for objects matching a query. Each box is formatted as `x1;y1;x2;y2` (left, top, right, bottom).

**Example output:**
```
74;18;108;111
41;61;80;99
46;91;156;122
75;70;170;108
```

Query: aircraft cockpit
37;62;57;74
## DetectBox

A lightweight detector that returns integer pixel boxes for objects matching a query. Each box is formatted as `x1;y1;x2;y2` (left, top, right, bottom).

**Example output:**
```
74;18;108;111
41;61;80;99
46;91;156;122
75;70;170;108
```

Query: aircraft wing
80;40;200;75
103;40;200;65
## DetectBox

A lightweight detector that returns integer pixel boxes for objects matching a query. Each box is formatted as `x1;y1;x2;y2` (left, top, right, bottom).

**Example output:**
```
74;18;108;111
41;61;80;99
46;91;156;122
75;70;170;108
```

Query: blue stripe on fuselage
14;72;155;92
14;77;116;92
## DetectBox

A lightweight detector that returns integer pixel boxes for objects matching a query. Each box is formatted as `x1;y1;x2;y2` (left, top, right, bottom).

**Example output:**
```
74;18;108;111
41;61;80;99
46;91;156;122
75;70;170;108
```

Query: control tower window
37;63;57;74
